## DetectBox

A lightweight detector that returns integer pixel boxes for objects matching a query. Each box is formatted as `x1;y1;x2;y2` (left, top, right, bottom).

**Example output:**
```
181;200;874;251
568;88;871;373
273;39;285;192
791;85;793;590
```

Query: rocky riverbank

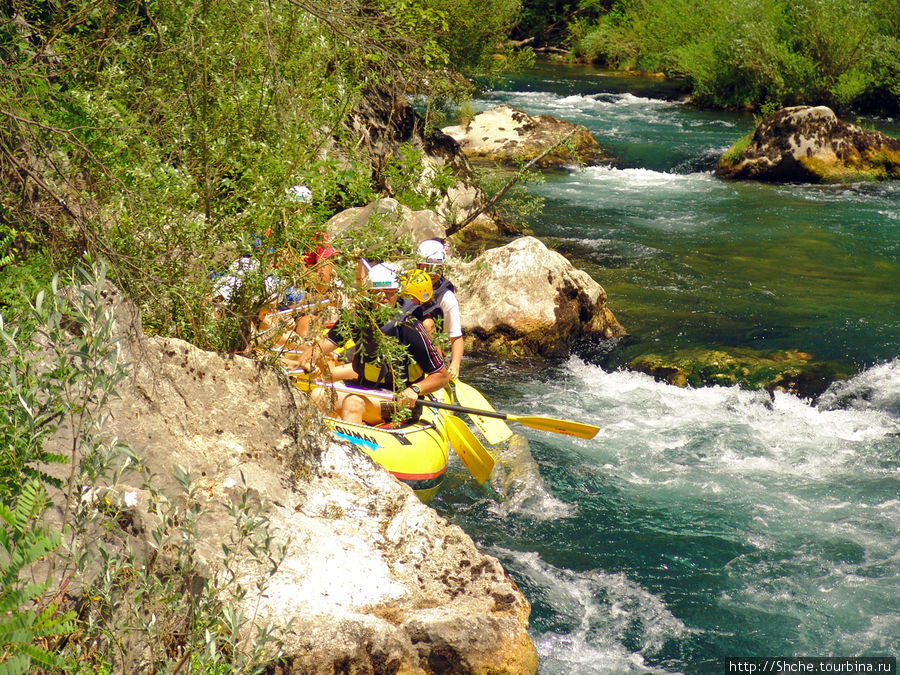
42;284;538;673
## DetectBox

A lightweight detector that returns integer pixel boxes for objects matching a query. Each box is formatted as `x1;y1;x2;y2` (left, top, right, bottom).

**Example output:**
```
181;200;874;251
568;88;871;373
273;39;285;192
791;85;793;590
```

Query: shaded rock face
455;236;626;357
44;284;537;673
717;105;900;182
442;104;610;167
345;86;493;229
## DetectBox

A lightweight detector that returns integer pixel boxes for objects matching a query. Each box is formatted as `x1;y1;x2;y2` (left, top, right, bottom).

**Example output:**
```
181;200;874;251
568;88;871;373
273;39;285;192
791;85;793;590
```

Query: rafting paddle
452;379;514;445
421;397;599;439
442;413;495;484
300;379;600;440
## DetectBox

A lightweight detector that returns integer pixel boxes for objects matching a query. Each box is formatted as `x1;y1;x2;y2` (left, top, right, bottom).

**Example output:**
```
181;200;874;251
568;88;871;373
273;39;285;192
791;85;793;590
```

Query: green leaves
0;480;74;675
572;0;900;113
380;143;458;211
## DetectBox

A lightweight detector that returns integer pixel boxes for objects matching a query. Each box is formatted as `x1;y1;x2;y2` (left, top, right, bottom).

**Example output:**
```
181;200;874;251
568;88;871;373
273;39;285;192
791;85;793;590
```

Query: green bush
0;263;126;673
572;0;900;112
0;0;528;357
381;143;458;211
0;480;75;674
426;0;531;88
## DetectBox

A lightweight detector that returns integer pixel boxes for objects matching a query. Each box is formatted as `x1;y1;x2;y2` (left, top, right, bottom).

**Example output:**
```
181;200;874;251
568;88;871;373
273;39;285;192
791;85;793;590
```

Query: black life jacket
353;305;424;389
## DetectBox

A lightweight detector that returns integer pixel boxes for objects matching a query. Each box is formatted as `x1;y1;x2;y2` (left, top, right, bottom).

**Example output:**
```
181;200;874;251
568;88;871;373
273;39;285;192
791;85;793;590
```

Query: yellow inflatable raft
323;408;449;501
293;374;450;501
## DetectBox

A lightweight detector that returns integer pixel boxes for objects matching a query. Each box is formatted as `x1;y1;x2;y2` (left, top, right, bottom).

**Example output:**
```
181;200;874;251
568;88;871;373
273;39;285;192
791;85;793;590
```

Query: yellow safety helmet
400;268;434;303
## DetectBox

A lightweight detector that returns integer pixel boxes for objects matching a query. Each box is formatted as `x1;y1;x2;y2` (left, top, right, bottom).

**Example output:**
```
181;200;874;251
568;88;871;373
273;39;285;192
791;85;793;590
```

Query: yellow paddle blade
445;415;495;484
506;414;600;440
453;380;514;445
289;370;314;391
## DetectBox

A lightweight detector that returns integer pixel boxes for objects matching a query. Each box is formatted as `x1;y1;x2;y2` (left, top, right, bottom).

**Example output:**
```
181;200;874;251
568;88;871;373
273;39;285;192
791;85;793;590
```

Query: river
431;62;900;673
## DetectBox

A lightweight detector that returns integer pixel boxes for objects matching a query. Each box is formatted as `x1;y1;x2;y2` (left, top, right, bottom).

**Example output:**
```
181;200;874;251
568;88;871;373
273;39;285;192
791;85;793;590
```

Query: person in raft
286;231;338;337
298;262;450;425
410;238;464;380
254;231;337;357
269;185;337;338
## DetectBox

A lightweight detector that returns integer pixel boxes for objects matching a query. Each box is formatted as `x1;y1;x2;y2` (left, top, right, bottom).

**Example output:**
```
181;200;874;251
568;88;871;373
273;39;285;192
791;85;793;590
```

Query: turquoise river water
431;63;899;674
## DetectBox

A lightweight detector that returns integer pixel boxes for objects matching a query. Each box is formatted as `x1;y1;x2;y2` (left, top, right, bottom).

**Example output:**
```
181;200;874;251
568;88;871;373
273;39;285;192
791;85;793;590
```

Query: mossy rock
716;106;900;183
629;347;851;399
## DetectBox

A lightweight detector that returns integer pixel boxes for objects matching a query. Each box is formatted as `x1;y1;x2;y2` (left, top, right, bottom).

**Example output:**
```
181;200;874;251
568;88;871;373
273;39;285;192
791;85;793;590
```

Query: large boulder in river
455;236;626;357
442;104;609;167
42;283;537;673
717;105;900;182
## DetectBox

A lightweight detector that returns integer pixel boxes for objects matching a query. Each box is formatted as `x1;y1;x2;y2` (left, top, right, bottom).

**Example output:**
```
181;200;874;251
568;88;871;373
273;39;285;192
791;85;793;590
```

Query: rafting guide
296;261;451;425
409;239;465;380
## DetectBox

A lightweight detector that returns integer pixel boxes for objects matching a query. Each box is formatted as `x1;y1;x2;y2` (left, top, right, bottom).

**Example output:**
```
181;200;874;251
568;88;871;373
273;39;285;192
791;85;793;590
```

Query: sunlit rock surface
717;105;900;182
442;104;610;167
455;236;626;357
325;197;448;244
44;284;537;673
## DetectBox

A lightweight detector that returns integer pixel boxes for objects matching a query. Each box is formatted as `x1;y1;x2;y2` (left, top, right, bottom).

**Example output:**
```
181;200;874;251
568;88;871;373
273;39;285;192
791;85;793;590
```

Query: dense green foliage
0;264;292;671
425;0;528;87
514;0;613;44
0;0;523;352
0;480;75;674
568;0;900;112
0;2;528;667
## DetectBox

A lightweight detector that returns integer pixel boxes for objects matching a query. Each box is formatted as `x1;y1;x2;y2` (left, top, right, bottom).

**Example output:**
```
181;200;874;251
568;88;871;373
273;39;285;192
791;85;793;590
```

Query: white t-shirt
439;289;462;339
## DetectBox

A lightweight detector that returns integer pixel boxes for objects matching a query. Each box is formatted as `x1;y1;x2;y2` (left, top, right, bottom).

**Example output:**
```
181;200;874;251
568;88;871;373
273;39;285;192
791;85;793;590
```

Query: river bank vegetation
1;0;527;670
0;0;526;345
523;0;900;113
3;0;896;669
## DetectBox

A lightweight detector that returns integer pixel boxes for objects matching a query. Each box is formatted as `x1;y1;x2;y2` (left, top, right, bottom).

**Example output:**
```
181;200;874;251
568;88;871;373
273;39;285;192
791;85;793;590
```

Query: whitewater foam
492;548;688;675
817;358;900;416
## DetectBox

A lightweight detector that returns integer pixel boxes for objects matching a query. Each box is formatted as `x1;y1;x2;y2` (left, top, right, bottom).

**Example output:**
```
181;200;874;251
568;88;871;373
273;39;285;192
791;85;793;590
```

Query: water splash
817;358;900;416
491;548;688;675
442;66;900;670
479;358;900;662
489;434;575;520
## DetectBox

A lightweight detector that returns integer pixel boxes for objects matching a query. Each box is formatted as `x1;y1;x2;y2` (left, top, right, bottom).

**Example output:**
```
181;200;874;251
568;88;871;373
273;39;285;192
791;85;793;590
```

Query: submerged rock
42;284;537;673
455;236;626;358
717;105;900;182
442;104;610;167
629;347;851;398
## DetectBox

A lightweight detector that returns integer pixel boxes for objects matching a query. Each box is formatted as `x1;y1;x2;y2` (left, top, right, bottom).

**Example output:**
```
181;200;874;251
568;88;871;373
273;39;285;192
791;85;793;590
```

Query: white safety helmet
367;262;401;290
417;239;446;266
289;184;312;203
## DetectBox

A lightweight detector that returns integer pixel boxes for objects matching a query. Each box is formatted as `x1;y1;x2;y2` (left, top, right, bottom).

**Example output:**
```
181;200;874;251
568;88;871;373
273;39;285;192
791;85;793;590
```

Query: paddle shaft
411;397;508;420
255;299;332;339
293;377;599;439
271;298;331;317
415;398;598;438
